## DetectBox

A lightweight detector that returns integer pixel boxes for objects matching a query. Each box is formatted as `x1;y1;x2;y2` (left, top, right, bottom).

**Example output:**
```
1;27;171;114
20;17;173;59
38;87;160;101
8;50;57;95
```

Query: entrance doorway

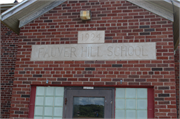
63;87;114;118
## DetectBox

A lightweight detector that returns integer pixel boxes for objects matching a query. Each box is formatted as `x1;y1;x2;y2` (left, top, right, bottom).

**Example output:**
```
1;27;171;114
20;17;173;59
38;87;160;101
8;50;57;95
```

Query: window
29;86;64;119
115;88;154;119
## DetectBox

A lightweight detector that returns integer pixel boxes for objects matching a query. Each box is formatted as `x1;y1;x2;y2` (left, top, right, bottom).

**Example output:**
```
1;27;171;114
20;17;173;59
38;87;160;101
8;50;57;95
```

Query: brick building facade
1;23;19;118
1;0;179;118
175;44;180;117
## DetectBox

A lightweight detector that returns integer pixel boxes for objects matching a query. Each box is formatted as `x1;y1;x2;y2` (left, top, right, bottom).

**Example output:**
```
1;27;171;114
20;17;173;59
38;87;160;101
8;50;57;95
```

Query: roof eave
0;0;66;34
0;0;37;34
1;0;36;21
126;0;174;22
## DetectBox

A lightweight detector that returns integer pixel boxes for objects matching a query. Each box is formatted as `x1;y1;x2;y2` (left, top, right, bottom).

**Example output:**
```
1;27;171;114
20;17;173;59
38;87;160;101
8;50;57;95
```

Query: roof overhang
127;0;174;21
127;0;180;50
0;0;66;34
0;3;17;13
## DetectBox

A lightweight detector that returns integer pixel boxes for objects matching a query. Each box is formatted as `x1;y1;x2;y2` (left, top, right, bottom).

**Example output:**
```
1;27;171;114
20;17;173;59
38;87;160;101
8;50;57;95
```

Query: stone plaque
78;31;105;43
31;43;156;61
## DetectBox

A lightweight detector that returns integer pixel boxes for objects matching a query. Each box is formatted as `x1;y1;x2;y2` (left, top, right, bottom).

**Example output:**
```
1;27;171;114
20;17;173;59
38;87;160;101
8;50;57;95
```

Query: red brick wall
1;23;19;118
6;0;177;118
175;45;180;118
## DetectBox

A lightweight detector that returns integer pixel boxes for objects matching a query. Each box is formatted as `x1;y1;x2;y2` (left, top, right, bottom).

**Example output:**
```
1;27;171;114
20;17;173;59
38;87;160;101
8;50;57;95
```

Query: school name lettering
31;43;156;61
38;46;147;57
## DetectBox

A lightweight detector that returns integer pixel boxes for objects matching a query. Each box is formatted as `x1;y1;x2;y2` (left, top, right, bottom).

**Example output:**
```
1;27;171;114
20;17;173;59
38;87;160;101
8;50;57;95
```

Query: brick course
1;23;19;118
1;0;177;118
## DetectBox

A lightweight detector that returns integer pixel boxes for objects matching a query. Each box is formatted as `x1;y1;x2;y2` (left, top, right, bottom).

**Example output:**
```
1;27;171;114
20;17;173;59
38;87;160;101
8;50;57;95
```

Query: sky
0;0;23;4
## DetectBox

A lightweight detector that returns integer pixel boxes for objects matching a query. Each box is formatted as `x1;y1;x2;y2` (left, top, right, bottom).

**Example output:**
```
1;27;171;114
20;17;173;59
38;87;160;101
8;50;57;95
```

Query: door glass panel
73;97;104;118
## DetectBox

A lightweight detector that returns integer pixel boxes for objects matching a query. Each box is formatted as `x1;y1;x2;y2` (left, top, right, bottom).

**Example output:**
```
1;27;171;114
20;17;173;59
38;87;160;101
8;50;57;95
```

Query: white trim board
126;0;174;21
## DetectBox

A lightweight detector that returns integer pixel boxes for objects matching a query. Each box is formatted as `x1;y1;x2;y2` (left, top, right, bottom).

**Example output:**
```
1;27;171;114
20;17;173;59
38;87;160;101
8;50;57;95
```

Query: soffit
0;0;66;34
0;3;17;13
126;0;180;50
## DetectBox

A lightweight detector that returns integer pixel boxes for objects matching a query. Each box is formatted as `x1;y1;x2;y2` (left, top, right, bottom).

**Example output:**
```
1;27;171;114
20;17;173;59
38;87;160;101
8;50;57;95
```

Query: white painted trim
126;0;174;21
1;0;28;16
19;0;66;28
1;0;36;21
165;0;180;7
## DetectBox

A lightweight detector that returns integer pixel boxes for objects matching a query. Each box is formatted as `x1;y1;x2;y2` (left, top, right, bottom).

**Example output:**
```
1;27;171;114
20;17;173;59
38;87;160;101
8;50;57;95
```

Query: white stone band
31;43;156;61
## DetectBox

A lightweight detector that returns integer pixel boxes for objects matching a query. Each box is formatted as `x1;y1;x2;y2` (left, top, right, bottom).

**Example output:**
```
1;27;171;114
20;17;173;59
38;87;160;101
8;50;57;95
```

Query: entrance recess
63;87;114;118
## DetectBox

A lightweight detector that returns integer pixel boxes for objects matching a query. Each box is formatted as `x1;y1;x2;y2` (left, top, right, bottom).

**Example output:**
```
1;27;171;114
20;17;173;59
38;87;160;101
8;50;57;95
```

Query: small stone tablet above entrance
78;31;105;43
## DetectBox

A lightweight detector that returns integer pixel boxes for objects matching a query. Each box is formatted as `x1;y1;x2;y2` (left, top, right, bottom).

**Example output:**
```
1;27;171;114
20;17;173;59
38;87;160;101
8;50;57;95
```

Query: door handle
65;98;67;105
